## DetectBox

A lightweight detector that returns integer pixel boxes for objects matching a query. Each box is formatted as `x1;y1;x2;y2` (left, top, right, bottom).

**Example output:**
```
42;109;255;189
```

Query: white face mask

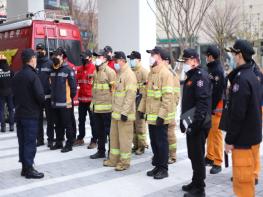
149;56;156;66
183;63;192;73
95;58;103;66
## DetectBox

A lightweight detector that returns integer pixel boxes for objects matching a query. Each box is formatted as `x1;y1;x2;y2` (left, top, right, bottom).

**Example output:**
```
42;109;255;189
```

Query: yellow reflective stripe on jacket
162;86;174;94
174;87;180;93
169;143;177;150
94;104;112;111
147;90;154;97
93;83;110;90
114;91;126;97
137;134;146;140
147;90;162;98
112;112;135;120
147;112;175;121
120;152;131;159
110;148;120;155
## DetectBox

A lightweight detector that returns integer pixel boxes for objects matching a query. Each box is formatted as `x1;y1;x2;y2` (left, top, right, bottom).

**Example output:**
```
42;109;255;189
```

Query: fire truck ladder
44;25;59;58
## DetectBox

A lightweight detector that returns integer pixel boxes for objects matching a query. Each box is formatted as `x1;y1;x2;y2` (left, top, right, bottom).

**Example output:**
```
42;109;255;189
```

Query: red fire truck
0;13;82;104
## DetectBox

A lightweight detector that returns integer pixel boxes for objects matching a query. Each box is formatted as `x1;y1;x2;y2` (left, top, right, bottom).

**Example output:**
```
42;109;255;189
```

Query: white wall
98;0;156;67
7;0;44;21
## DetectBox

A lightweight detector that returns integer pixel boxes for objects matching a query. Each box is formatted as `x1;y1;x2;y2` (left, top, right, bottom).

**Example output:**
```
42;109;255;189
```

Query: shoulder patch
197;80;204;87
232;83;239;92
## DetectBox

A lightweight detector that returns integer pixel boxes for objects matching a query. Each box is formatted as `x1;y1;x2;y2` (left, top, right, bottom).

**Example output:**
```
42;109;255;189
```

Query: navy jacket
225;63;262;147
12;64;45;119
50;62;77;108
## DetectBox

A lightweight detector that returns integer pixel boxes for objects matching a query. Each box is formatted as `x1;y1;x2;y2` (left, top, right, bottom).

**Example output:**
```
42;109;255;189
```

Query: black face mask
37;52;45;58
52;57;61;66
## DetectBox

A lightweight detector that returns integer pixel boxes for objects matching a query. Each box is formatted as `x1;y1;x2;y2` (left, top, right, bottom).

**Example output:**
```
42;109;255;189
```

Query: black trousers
149;124;169;170
71;105;77;139
186;128;209;188
53;108;74;146
77;102;96;141
94;113;111;154
37;99;54;143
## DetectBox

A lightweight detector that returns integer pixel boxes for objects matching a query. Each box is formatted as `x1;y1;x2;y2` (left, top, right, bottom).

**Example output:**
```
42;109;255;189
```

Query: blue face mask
129;59;137;68
114;63;121;71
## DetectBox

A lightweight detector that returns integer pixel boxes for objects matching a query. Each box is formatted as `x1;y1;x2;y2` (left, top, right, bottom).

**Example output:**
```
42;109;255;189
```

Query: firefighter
224;40;262;197
162;50;180;164
103;51;137;171
12;49;45;179
138;46;174;180
104;45;115;72
49;48;77;153
35;43;54;148
90;49;116;159
204;46;225;174
0;54;14;133
179;48;212;197
127;51;149;155
74;50;96;148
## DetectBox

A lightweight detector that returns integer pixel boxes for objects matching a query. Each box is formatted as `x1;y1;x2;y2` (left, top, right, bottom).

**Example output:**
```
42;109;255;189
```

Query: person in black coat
0;54;14;132
12;48;45;179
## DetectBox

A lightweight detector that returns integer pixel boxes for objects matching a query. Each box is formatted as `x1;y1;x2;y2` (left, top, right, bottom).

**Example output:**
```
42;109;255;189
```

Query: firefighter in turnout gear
103;51;137;171
139;47;174;180
90;49;116;159
179;48;212;197
204;46;225;174
127;51;149;155
224;40;262;197
162;50;180;164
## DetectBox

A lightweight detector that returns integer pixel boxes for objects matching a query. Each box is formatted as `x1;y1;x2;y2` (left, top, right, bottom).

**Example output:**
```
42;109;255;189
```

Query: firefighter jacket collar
152;63;165;73
228;63;252;82
98;62;107;71
133;62;142;71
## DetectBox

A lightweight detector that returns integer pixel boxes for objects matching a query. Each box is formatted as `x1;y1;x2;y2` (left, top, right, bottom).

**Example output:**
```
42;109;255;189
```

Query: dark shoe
205;157;214;166
90;152;106;159
183;188;205;197
87;141;97;149
135;147;145;155
25;167;44;179
50;143;63;150
182;182;194;192
9;125;14;131
153;169;168;179
61;145;72;153
1;127;6;133
21;165;26;177
210;165;222;174
47;141;53;148
36;141;45;147
146;167;159;177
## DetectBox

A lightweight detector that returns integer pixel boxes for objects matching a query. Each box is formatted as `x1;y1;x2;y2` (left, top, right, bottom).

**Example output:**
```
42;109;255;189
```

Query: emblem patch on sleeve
197;80;204;87
232;83;239;92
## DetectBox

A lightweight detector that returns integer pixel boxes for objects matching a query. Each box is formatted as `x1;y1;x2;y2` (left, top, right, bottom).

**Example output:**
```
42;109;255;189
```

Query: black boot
61;145;73;153
90;152;106;159
210;165;222;174
47;141;53;148
146;167;159;177
9;125;14;132
182;182;195;192
1;126;6;133
153;168;168;180
50;142;63;150
183;187;205;197
21;164;26;177
36;141;45;147
25;166;44;179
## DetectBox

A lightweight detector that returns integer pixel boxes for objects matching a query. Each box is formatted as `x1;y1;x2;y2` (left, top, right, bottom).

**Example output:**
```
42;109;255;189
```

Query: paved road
0;115;262;197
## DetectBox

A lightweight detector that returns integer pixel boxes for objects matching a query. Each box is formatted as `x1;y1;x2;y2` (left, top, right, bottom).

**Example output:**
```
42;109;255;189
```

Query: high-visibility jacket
76;62;95;103
139;63;174;125
133;64;149;95
166;64;180;108
91;62;116;113
112;63;137;121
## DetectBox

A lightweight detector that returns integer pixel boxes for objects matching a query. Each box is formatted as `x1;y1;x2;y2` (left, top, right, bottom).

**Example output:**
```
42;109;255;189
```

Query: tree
148;0;214;51
203;2;240;62
67;0;98;50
